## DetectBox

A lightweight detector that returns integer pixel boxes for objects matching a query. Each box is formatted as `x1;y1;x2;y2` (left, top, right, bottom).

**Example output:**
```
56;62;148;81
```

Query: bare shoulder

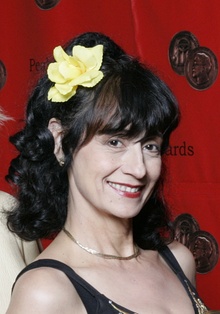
168;240;196;286
6;265;86;314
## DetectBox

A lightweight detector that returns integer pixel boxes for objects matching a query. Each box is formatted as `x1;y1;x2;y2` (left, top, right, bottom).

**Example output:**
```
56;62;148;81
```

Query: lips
107;181;143;198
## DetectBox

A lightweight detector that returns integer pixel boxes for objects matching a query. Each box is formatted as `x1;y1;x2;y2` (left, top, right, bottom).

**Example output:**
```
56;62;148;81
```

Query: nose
121;144;146;179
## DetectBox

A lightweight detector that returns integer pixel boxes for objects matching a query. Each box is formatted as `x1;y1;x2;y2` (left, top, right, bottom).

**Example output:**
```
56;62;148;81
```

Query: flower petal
48;86;77;102
53;46;69;63
69;70;103;87
80;71;104;87
59;61;82;80
73;45;103;71
55;83;73;95
47;63;66;83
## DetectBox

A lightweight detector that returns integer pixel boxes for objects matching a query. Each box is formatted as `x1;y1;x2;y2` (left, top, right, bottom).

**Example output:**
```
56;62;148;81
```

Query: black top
14;245;207;313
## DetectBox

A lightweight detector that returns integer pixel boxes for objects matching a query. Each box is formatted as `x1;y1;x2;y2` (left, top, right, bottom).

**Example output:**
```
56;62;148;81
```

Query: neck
65;191;135;256
63;226;140;260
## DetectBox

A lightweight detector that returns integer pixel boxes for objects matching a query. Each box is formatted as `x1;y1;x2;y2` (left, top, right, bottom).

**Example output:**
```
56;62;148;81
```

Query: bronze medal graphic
35;0;61;10
169;31;199;75
0;60;7;90
185;47;218;90
173;213;200;247
188;230;219;274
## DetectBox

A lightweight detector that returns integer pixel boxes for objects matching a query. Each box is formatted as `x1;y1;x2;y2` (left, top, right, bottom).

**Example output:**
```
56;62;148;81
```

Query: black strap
159;245;201;314
14;259;101;313
14;259;134;313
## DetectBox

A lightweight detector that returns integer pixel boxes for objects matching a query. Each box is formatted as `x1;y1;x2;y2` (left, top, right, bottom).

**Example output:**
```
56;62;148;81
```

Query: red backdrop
0;0;219;309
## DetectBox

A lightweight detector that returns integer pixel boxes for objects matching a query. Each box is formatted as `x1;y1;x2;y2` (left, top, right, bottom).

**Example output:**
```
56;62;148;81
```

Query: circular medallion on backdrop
35;0;61;10
188;230;219;274
0;60;7;90
173;213;200;247
169;31;199;75
185;47;218;90
173;214;219;273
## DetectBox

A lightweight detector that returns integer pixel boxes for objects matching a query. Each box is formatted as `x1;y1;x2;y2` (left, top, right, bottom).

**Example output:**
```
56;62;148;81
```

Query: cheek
94;155;116;171
149;158;162;181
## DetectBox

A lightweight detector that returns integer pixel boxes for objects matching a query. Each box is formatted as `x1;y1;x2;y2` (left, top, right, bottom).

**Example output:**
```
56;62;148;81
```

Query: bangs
82;60;179;150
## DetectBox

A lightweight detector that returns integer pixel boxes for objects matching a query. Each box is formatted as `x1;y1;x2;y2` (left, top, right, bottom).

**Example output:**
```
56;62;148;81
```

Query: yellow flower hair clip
47;44;104;102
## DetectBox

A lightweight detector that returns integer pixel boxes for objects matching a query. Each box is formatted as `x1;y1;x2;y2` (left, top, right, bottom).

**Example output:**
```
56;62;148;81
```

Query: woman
0;109;40;313
6;32;208;313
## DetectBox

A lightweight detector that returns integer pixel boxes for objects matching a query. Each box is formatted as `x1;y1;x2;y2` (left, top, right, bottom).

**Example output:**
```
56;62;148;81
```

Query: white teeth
108;182;140;193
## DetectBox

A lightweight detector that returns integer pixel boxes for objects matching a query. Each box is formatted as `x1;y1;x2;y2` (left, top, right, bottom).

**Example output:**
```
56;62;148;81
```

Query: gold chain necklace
63;227;140;260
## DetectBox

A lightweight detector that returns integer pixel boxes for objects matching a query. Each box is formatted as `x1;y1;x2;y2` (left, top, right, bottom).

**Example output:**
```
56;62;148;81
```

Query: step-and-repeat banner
0;0;219;309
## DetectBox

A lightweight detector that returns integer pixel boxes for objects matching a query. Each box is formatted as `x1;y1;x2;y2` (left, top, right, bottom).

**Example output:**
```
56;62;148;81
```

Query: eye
108;139;123;147
143;143;161;154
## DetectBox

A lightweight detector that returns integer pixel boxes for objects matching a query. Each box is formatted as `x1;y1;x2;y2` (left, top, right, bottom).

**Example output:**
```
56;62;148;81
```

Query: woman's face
68;133;162;219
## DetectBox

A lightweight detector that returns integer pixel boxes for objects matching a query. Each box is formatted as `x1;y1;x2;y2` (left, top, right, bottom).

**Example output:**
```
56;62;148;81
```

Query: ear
48;118;64;160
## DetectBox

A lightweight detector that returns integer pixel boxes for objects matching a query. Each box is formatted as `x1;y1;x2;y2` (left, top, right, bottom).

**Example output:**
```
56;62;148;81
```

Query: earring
58;158;65;167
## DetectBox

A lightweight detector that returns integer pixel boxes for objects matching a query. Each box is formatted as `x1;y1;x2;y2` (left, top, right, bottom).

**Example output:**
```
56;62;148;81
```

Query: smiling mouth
108;181;143;193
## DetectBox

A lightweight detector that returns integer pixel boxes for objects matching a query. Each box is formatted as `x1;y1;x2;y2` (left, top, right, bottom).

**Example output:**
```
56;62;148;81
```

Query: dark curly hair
6;32;180;249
